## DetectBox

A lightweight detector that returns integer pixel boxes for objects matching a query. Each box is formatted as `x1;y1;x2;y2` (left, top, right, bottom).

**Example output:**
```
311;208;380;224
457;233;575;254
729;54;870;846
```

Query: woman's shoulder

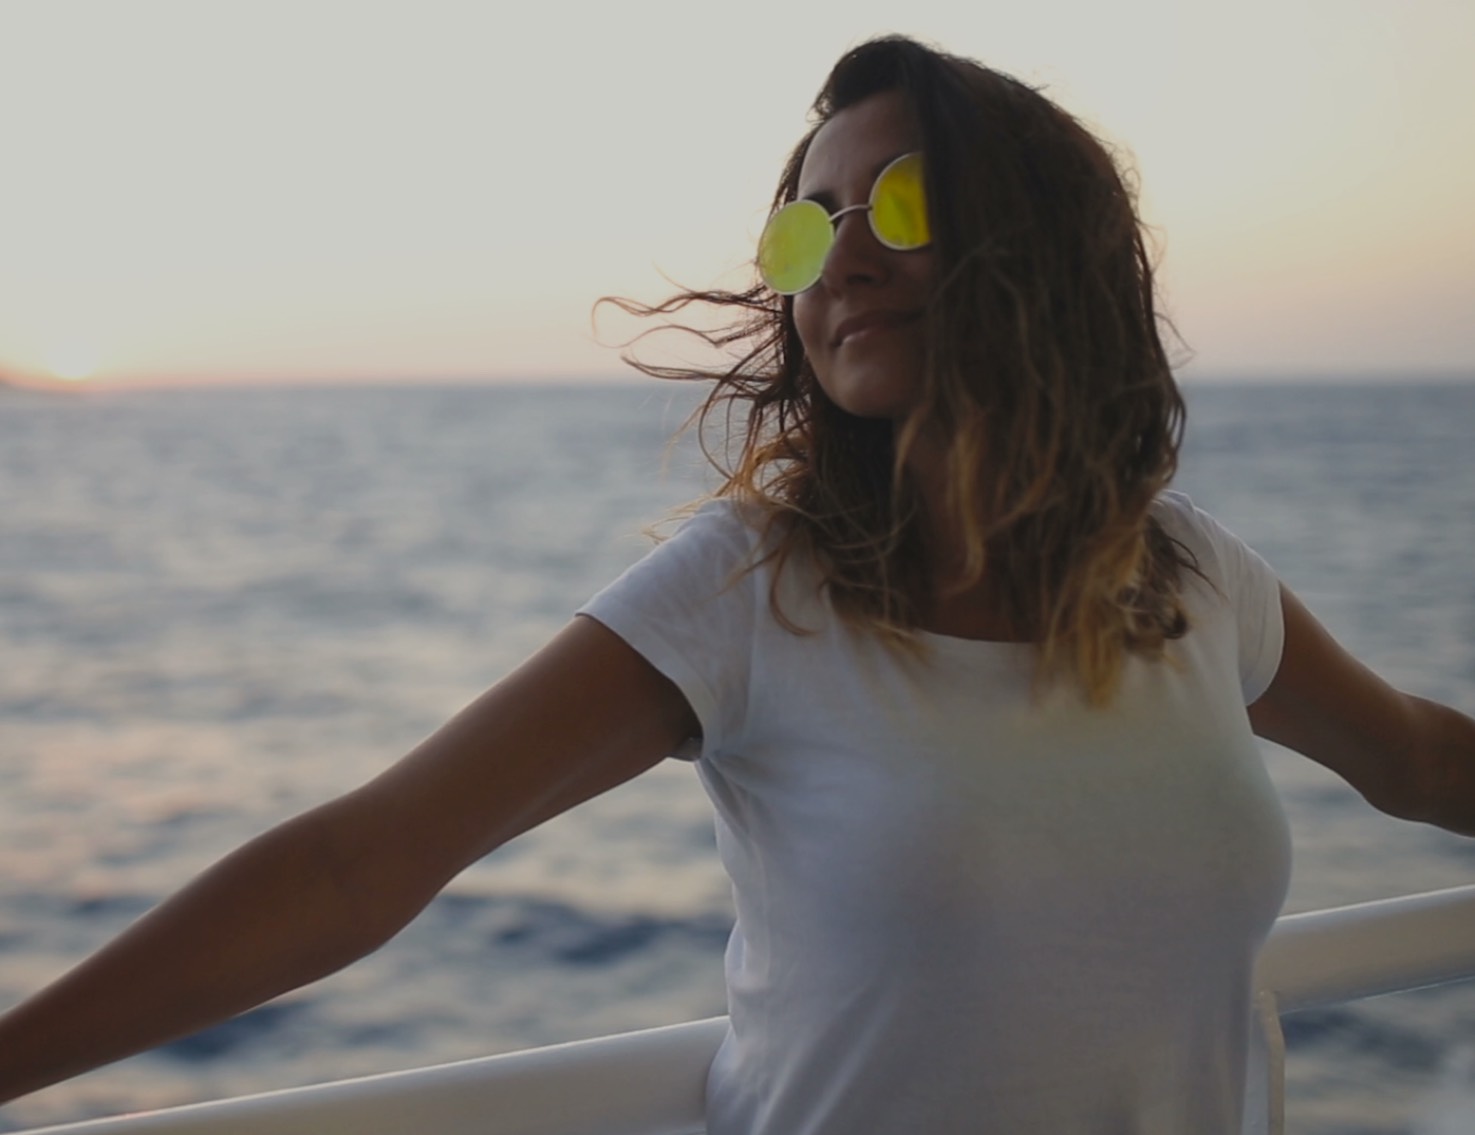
1149;488;1205;535
1151;489;1278;601
663;494;793;561
1151;490;1237;562
653;496;765;562
670;495;758;535
589;496;771;612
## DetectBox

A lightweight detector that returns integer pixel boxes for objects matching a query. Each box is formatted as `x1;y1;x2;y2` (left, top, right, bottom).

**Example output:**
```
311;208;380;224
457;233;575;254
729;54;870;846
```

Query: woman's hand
1249;585;1475;836
0;615;696;1105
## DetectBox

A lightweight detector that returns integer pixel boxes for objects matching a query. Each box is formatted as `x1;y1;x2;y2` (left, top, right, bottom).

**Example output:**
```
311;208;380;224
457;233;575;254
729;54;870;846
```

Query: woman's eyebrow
797;187;840;211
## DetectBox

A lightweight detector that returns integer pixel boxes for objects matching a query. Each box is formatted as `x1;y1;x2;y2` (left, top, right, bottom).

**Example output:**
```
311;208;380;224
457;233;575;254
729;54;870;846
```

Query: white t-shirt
577;491;1291;1135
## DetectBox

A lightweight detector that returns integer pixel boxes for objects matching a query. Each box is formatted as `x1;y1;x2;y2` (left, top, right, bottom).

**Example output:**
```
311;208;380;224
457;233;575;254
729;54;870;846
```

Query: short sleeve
576;500;757;760
1155;491;1285;704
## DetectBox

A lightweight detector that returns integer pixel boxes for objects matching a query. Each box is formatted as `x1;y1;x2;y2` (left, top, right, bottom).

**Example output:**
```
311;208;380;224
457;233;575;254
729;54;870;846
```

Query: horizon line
3;368;1474;394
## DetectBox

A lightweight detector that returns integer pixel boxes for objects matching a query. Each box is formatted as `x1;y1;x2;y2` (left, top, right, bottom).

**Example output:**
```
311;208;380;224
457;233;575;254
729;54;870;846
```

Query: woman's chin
822;372;922;422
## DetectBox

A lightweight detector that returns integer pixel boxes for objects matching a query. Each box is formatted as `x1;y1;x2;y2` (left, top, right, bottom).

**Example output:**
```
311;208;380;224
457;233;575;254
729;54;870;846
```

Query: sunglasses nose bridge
817;202;888;286
827;203;877;254
827;202;873;229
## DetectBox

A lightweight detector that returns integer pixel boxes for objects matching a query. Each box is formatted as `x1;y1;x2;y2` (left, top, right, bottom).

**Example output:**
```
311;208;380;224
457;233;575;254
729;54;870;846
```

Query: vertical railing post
1243;989;1286;1135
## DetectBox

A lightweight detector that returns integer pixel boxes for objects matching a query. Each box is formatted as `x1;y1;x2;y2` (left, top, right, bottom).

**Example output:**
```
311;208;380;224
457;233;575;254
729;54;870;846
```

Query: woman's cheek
792;296;830;379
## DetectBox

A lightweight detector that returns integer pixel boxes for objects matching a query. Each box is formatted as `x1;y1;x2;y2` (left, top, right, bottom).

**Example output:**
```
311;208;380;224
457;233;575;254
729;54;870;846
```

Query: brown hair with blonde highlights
609;35;1197;706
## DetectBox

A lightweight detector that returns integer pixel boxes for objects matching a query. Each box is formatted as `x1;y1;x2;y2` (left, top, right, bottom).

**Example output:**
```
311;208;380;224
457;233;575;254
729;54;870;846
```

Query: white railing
25;885;1475;1135
1246;885;1475;1135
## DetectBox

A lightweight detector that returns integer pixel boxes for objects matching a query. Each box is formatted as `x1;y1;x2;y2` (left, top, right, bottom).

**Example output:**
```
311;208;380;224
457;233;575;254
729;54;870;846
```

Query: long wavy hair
610;35;1196;705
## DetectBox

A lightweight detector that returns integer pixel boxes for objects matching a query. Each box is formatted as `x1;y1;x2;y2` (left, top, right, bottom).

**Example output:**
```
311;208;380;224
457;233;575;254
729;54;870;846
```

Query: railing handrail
23;885;1475;1135
1255;883;1475;1012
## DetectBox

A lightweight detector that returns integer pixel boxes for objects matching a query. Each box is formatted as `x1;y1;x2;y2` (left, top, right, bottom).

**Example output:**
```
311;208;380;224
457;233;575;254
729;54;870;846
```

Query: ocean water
0;379;1472;1133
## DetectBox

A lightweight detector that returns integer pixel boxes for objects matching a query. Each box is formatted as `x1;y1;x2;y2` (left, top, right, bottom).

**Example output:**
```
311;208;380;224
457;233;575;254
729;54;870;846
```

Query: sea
1;378;1473;1134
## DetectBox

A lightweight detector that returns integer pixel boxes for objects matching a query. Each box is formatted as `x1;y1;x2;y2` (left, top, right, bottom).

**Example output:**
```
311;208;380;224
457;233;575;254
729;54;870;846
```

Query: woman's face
792;91;937;421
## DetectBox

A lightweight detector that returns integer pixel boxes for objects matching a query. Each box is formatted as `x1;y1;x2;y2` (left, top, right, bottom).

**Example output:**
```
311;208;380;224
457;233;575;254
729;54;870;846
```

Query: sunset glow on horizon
1;0;1472;390
43;352;100;384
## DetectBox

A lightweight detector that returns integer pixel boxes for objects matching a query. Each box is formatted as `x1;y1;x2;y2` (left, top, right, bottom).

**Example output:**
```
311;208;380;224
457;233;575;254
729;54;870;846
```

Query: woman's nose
818;208;888;291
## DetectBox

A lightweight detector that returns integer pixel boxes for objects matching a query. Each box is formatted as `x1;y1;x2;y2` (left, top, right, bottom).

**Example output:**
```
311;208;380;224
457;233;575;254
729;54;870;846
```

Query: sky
0;0;1472;388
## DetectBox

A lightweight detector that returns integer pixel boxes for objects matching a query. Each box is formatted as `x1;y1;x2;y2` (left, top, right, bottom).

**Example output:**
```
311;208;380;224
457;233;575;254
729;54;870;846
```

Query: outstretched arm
1249;584;1475;837
0;615;695;1105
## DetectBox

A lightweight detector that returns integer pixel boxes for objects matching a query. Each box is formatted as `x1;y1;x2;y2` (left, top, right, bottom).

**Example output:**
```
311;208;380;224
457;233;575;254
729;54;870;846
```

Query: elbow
294;795;448;958
1358;759;1435;827
1365;779;1441;829
1385;698;1475;837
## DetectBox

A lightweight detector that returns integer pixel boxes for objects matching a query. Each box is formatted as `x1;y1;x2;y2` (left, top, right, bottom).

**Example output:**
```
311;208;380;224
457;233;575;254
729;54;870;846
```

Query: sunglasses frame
758;151;930;296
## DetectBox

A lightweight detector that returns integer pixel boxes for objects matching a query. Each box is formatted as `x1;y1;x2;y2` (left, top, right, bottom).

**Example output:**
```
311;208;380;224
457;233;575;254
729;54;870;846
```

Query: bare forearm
0;803;418;1105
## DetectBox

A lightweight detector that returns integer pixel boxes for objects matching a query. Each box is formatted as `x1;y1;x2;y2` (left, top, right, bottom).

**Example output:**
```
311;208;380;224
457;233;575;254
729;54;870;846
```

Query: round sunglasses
757;151;931;295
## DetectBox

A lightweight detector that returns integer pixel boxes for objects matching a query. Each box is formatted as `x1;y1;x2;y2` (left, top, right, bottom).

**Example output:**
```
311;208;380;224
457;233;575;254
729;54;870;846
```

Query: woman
2;35;1472;1134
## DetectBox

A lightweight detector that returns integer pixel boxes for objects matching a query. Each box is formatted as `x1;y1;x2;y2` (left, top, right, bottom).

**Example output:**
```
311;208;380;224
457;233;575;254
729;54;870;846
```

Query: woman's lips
832;310;922;347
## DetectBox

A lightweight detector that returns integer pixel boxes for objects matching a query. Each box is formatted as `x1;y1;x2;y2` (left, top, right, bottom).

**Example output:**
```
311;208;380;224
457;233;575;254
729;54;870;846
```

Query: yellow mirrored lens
870;153;930;250
758;200;834;294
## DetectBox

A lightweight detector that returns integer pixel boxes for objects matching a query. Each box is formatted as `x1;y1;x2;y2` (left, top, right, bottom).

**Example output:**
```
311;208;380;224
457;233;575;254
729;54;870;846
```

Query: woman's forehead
798;91;922;197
